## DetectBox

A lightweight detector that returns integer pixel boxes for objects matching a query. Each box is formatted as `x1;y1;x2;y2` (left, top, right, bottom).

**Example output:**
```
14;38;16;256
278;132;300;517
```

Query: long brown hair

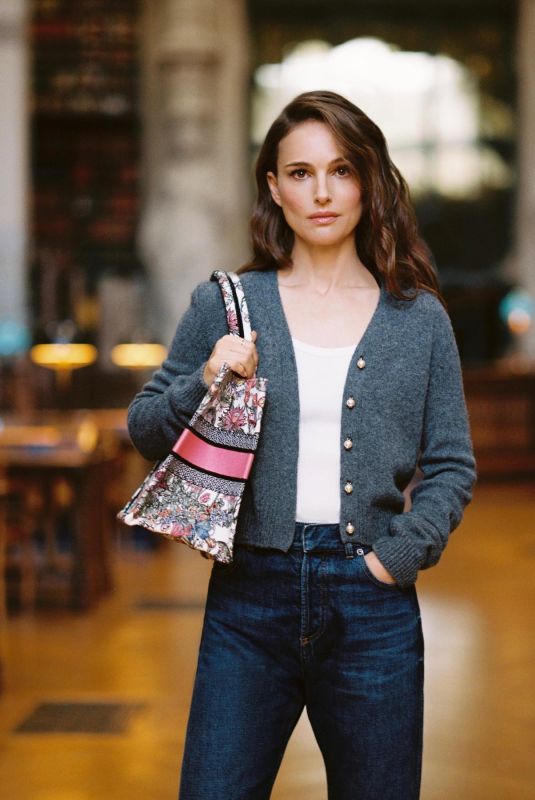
238;90;445;306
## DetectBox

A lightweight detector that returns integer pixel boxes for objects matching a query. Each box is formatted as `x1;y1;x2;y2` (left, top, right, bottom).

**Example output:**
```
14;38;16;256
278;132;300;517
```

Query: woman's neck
282;239;377;292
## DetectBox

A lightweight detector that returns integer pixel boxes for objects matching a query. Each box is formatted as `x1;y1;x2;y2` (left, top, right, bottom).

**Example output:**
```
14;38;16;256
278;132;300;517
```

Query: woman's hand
202;330;259;386
363;551;397;585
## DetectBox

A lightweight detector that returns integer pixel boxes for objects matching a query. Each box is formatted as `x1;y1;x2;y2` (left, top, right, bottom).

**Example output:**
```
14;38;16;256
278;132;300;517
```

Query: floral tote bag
117;270;268;563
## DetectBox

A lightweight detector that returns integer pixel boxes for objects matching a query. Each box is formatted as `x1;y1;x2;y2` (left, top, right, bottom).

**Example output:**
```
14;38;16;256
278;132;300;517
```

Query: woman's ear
266;171;282;207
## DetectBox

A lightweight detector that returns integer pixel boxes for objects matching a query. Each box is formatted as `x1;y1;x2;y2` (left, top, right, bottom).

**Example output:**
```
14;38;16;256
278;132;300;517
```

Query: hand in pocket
364;551;397;585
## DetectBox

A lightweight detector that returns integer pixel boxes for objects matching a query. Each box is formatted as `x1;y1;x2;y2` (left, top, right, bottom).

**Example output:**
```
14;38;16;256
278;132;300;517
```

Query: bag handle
210;270;253;341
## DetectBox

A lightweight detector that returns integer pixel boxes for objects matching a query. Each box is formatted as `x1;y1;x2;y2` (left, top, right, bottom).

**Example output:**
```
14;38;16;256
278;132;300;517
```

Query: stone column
0;0;29;327
509;0;535;358
139;0;251;345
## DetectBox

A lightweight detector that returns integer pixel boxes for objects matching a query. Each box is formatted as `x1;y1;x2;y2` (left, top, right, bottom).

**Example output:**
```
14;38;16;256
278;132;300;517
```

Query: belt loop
345;542;354;559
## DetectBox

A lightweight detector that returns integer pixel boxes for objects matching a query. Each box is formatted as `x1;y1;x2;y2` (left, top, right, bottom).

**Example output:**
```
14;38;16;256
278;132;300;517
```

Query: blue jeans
178;522;425;799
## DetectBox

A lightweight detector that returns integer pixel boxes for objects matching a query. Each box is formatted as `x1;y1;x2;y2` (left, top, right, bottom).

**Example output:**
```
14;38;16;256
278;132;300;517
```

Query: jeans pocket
360;554;399;589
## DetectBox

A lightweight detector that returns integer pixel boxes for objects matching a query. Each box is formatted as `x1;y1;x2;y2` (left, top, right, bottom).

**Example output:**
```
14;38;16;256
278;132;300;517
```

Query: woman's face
266;120;363;249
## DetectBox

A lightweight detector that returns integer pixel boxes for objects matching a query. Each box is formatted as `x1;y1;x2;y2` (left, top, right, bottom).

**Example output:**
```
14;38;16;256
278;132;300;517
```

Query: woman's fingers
205;332;259;383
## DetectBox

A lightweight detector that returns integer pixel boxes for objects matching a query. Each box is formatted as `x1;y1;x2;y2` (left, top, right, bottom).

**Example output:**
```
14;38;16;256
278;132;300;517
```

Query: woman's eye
336;166;350;176
290;168;307;179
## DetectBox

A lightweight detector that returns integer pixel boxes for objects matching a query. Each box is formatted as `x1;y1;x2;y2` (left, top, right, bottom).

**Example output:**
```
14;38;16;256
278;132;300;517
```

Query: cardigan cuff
372;531;422;588
167;363;210;418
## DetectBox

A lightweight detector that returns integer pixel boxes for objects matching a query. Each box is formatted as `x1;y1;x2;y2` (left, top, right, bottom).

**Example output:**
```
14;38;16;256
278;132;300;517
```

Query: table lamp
30;320;97;390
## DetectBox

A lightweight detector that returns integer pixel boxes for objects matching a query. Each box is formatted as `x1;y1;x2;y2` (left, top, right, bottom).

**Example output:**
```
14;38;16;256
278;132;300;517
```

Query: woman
127;90;477;800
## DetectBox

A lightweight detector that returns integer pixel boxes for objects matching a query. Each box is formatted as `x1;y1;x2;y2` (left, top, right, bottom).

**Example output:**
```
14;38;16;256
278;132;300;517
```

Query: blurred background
0;1;533;798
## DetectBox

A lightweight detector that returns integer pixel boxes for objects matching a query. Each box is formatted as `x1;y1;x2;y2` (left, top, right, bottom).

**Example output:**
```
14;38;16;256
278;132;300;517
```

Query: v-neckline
270;268;386;356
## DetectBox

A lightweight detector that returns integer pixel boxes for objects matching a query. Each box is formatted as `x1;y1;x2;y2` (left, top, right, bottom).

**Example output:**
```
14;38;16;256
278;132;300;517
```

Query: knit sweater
127;267;477;588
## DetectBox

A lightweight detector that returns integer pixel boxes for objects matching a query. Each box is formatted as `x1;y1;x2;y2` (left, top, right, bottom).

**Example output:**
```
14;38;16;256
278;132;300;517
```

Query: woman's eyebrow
283;157;349;168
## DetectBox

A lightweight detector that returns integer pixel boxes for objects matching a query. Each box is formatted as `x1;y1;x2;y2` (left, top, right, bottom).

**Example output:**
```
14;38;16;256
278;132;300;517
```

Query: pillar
0;0;29;327
139;0;251;345
509;0;535;358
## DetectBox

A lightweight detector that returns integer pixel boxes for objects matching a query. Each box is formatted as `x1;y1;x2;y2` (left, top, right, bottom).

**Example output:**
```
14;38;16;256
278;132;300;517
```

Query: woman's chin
296;231;354;249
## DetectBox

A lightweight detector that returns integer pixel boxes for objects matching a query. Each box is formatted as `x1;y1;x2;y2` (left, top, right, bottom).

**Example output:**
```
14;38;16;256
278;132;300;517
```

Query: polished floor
0;481;534;799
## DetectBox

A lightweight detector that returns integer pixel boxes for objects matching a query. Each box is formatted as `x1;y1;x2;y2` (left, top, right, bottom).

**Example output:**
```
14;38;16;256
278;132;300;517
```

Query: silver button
343;437;353;450
345;522;355;535
357;357;366;369
344;481;353;494
345;396;356;409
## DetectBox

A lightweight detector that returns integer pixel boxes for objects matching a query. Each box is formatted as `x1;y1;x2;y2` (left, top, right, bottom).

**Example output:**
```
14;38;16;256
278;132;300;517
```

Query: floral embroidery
222;406;247;431
119;460;242;563
192;359;267;438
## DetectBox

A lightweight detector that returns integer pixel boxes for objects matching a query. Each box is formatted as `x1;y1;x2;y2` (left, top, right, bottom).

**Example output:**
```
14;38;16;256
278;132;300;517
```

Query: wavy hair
237;90;444;306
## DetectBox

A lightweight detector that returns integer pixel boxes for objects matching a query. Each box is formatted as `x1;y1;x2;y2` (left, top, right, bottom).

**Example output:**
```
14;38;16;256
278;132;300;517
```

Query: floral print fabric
118;452;246;563
117;271;267;563
192;362;266;441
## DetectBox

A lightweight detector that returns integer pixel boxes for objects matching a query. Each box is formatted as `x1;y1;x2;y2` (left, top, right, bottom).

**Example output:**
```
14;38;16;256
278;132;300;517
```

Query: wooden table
463;361;535;479
0;412;120;610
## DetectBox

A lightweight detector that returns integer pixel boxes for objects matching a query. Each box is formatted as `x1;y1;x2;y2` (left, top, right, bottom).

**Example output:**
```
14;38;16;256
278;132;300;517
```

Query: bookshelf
30;0;142;337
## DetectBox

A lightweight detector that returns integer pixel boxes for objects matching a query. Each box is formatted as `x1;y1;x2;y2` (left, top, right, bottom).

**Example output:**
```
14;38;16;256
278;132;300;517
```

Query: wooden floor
0;480;534;799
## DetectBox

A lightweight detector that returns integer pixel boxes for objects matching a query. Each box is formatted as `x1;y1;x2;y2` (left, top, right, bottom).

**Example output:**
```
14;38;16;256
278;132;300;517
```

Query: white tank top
292;337;357;523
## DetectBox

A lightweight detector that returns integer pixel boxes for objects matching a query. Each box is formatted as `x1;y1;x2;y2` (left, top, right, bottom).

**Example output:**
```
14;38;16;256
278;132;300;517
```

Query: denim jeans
178;522;425;800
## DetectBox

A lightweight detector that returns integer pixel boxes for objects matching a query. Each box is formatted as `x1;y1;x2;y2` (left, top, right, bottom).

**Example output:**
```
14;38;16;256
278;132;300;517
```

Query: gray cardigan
127;267;477;588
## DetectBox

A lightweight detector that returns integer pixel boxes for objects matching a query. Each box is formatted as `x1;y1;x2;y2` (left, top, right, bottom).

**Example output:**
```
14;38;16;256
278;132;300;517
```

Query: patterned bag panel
191;362;267;441
117;270;267;564
117;450;245;563
211;269;253;340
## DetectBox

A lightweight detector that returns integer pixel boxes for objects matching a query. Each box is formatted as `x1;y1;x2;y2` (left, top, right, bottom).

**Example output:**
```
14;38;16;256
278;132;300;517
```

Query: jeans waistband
291;522;372;558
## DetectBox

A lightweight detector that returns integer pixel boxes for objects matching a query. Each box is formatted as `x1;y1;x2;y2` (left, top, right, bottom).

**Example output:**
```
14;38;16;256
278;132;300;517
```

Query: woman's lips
308;214;339;224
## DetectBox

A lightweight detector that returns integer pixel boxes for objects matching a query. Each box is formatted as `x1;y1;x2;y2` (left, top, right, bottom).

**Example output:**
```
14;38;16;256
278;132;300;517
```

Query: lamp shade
30;342;98;370
30;319;98;389
110;342;167;369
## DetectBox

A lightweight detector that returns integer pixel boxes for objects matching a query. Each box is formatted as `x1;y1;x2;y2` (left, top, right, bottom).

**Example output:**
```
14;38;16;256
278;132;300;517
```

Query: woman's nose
314;174;331;203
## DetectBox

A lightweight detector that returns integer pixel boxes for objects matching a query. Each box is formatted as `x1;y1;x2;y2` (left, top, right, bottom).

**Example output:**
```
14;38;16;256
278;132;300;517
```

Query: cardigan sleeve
372;300;477;587
126;280;224;461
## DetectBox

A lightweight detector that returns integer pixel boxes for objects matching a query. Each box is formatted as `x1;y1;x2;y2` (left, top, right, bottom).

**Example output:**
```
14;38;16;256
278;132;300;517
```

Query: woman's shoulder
387;285;450;323
383;286;455;353
193;267;271;297
235;267;273;289
189;268;272;326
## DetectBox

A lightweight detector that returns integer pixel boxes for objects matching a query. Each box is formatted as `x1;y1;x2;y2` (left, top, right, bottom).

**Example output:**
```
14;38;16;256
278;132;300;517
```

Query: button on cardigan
127;267;477;588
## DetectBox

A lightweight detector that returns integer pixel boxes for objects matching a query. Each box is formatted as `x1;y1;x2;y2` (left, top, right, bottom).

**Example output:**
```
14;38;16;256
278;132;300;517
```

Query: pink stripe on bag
172;428;254;480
